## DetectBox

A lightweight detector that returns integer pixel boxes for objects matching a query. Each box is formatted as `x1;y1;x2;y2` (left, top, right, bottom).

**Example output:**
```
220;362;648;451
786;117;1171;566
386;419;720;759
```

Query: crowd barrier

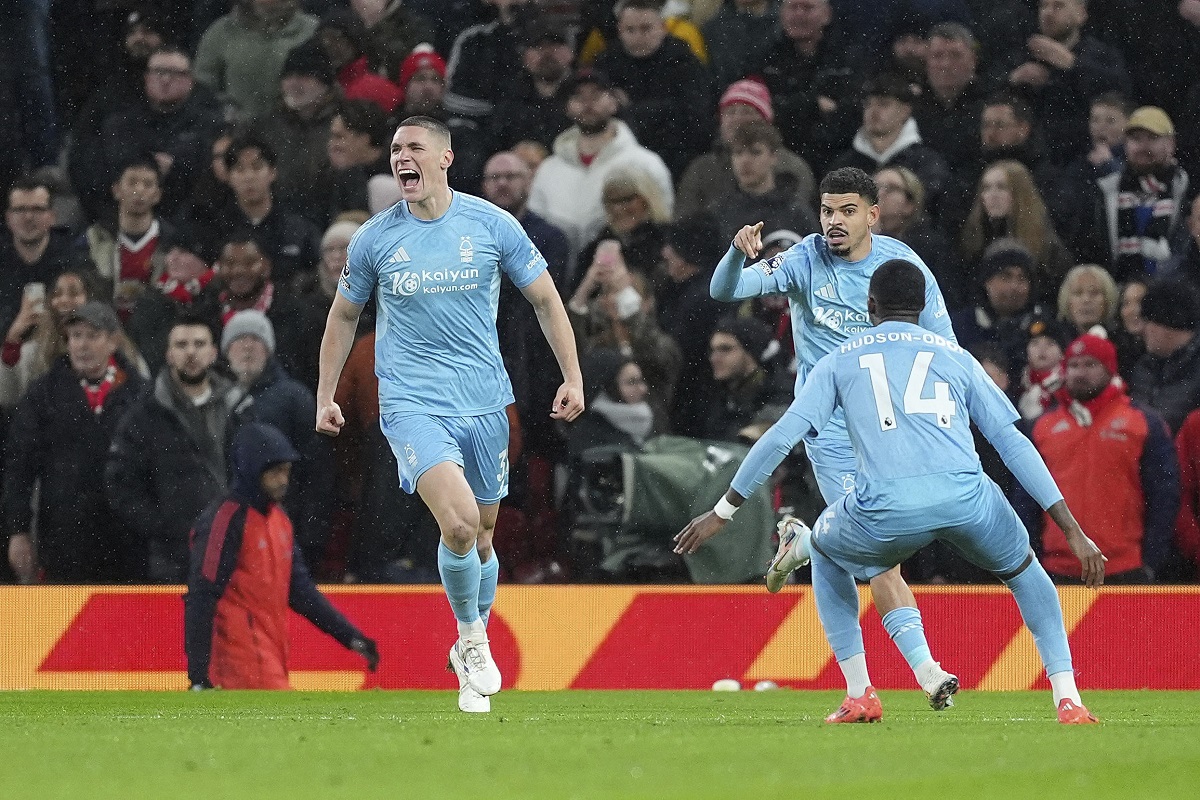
1;585;1197;691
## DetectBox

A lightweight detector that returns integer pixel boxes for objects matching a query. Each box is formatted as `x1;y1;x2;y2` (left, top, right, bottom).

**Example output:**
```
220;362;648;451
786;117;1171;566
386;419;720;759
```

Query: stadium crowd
3;0;1200;586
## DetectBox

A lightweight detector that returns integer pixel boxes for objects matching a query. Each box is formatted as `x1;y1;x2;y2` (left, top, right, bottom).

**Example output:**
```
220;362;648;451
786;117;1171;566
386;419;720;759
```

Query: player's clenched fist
733;221;764;259
315;401;345;436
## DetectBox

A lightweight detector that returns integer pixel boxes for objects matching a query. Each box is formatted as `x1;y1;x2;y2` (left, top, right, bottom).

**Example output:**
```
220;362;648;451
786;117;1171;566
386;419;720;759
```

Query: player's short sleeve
495;212;547;290
756;244;807;295
965;357;1020;438
338;223;379;305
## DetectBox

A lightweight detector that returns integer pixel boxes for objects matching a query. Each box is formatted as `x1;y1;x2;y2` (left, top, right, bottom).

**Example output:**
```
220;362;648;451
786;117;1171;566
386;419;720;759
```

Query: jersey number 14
858;351;957;431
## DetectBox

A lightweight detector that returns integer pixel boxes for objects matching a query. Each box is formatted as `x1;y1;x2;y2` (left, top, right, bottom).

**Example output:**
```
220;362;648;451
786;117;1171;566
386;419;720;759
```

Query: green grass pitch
1;690;1197;799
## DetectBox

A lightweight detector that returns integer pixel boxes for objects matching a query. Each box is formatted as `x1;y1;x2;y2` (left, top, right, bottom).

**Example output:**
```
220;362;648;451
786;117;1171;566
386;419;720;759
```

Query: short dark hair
337;99;390;149
869;259;926;314
217;229;265;256
8;175;55;205
984;91;1033;125
395;115;452;148
819;167;878;205
615;0;665;17
114;156;162;182
169;311;216;340
223;133;277;171
1091;91;1135;117
927;21;976;49
968;341;1009;374
729;119;782;152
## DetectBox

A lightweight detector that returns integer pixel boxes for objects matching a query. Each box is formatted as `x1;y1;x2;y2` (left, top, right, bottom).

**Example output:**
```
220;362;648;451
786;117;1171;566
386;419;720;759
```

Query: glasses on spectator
7;205;51;215
147;67;192;79
483;172;526;182
709;343;739;354
603;193;639;207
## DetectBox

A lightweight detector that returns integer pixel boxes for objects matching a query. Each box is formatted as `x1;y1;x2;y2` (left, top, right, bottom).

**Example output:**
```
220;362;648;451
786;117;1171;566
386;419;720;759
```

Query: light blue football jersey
788;321;1025;532
712;233;955;443
339;192;548;415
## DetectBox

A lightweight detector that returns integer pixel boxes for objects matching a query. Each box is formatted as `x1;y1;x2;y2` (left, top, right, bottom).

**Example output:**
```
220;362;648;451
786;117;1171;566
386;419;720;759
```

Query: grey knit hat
221;310;276;354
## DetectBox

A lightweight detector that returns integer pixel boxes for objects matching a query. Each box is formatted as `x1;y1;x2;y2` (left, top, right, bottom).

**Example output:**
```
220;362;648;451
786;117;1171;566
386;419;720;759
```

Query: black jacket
105;370;248;580
3;354;146;581
1130;334;1200;435
656;271;723;439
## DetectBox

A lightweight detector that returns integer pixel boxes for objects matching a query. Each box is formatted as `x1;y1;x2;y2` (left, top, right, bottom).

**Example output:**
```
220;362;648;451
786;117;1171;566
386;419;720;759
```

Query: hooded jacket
184;422;365;689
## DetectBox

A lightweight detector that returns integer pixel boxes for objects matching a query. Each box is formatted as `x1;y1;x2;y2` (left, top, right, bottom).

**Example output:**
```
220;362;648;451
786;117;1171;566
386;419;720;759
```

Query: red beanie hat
719;78;773;123
1065;333;1118;376
398;43;446;91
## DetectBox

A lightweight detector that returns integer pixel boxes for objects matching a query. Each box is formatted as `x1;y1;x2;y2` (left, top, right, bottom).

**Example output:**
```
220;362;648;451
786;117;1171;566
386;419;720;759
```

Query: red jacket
1175;409;1200;572
1031;385;1179;577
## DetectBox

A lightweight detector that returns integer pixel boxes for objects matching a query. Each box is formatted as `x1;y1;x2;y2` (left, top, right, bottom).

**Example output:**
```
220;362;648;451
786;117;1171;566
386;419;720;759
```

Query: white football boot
447;651;491;713
765;516;812;593
923;663;960;711
449;619;502;696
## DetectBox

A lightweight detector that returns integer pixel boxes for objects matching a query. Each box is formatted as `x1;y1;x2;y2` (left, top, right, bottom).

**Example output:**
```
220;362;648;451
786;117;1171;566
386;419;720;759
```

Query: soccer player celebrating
677;260;1104;724
707;167;960;708
316;116;585;713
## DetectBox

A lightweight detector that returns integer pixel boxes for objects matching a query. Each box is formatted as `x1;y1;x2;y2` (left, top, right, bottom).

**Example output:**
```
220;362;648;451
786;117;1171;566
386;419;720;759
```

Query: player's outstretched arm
521;270;585;421
316;292;365;436
710;222;773;302
674;489;746;555
1045;500;1106;589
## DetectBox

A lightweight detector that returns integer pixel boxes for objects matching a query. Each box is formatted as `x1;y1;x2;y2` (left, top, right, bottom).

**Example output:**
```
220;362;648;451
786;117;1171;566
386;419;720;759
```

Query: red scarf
79;357;122;415
219;282;275;325
157;268;215;304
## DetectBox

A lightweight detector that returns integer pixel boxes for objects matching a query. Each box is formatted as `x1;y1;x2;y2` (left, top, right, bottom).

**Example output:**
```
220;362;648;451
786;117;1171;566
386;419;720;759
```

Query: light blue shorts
805;436;857;506
811;476;1032;582
380;409;510;504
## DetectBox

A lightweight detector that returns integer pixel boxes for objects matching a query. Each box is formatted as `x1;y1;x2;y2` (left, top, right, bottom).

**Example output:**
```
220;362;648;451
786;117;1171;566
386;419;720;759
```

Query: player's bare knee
440;513;481;553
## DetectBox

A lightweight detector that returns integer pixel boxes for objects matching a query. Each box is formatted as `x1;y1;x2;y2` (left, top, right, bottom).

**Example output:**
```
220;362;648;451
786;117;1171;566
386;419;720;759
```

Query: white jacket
528;120;674;265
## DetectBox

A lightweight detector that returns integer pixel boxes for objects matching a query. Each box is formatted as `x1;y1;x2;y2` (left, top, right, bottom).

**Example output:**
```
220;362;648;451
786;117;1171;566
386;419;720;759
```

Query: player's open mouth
397;169;421;190
827;229;847;245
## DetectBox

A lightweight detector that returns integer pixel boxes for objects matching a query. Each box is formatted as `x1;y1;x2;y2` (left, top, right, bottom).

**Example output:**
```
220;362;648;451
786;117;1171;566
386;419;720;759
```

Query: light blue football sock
812;548;865;661
1004;560;1074;677
437;541;481;624
881;606;933;673
478;552;500;626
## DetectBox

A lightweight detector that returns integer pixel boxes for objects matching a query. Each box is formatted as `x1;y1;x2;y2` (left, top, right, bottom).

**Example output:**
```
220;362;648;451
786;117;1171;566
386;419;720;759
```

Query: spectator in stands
82;159;171;323
528;69;673;264
745;0;862;163
68;6;169;201
912;22;991;174
1019;333;1178;584
1130;278;1200;434
353;0;437;81
490;21;574;154
701;0;778;94
593;0;714;179
480;151;570;452
702;316;791;443
443;0;531;123
707;120;819;246
253;43;341;224
106;315;246;583
185;421;377;689
958;160;1075;305
657;215;725;438
194;232;305;380
575;167;672;293
323;100;391;224
566;348;658;464
222;311;333;571
1007;0;1131;165
4;301;146;583
1065;92;1132;184
1113;277;1148;380
950;237;1044;380
1016;313;1070;422
1176;407;1200;581
826;73;950;217
1057;263;1118;340
1097;107;1190;282
205;134;322;287
871;166;960;309
870;8;930;89
394;45;492;197
126;226;216;378
567;238;682;427
195;0;320;122
1164;196;1200;288
676;78;816;222
1;269;118;410
317;9;400;113
178;131;237;236
1;176;86;336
